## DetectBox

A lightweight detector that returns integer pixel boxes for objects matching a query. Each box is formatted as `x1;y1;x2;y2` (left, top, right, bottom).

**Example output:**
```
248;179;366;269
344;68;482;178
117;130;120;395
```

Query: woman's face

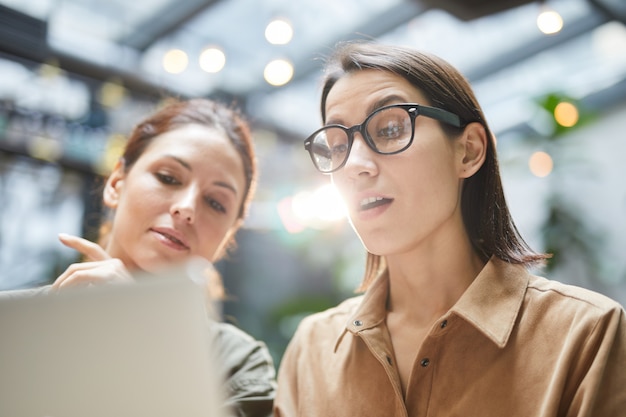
103;124;246;272
326;70;467;258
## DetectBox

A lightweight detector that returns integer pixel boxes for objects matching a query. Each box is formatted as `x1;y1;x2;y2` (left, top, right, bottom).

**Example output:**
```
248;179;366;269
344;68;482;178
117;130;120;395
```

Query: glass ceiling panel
252;0;623;141
48;0;170;41
1;0;624;146
378;0;592;73
138;0;411;96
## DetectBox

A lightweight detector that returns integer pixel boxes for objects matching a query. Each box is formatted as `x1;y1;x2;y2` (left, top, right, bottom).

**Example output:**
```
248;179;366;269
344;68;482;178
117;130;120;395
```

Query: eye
155;172;180;185
331;143;348;155
375;119;405;140
368;107;411;143
204;196;227;214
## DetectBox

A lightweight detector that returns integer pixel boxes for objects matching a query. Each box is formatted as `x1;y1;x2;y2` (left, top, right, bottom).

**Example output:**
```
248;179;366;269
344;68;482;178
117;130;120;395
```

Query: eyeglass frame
304;103;465;173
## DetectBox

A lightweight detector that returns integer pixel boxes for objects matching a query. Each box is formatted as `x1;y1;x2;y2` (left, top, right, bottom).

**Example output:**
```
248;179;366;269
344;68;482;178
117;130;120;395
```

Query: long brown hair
319;41;548;292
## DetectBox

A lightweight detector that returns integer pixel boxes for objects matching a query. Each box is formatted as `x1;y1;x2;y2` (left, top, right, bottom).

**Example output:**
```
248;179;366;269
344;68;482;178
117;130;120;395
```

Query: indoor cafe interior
1;0;625;365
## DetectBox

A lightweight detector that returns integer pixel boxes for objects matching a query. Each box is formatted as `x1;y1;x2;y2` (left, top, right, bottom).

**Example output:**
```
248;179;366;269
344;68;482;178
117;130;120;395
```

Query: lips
358;196;392;211
151;227;190;250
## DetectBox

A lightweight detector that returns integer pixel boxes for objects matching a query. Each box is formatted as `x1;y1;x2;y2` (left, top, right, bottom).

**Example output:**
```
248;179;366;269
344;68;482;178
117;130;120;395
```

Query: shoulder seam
526;283;622;312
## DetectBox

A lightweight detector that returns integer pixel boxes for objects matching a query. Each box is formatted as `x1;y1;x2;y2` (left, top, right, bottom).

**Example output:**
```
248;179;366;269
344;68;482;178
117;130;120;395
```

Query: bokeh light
529;151;553;177
554;101;579;127
27;136;62;162
264;59;294;86
163;49;188;74
199;47;226;73
265;19;293;45
277;184;347;232
537;9;563;35
98;80;126;108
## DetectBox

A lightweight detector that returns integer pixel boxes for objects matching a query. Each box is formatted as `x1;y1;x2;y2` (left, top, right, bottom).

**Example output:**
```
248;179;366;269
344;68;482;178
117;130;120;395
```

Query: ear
457;122;487;179
103;159;126;209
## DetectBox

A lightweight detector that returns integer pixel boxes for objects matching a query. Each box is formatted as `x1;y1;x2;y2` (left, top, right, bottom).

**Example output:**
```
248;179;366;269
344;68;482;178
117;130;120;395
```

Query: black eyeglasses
304;103;463;173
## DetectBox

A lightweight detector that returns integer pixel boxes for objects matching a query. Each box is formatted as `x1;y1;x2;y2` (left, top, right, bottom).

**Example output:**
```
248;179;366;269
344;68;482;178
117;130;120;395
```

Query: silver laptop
0;259;225;417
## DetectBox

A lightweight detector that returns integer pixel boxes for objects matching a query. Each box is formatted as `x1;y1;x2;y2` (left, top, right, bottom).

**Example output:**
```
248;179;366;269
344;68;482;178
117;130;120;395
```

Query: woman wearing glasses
273;42;626;416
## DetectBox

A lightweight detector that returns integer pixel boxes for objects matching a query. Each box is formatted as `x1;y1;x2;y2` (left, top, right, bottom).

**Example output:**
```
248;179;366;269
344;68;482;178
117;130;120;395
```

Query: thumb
58;233;111;262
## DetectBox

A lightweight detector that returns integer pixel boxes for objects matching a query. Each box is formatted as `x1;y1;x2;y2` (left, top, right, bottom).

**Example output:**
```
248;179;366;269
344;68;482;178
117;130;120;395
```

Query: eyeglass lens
309;106;413;172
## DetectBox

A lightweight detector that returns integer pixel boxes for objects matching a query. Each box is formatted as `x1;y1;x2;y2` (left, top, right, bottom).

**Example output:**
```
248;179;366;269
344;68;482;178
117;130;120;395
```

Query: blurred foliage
536;92;597;137
533;92;605;283
542;194;604;276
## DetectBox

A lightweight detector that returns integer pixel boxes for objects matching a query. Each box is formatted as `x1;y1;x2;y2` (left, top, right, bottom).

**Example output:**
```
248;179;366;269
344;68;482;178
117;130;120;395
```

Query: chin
360;241;382;256
360;236;398;257
134;254;181;273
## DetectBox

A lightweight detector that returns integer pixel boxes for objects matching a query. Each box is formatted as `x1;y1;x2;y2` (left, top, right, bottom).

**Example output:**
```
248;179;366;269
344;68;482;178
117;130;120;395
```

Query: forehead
138;124;245;182
325;70;428;119
142;124;233;156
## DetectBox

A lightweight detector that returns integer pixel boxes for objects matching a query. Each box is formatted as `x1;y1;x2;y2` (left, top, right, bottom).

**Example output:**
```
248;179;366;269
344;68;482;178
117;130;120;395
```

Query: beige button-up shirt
274;258;626;417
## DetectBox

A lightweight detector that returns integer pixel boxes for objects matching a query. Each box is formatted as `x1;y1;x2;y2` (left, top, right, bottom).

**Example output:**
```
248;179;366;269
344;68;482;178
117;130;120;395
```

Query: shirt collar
450;257;529;348
334;257;529;351
333;268;389;352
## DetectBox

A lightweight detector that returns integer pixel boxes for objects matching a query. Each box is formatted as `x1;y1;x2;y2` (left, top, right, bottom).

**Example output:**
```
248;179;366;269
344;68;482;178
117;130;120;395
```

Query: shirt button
440;320;448;329
353;320;363;327
420;358;430;367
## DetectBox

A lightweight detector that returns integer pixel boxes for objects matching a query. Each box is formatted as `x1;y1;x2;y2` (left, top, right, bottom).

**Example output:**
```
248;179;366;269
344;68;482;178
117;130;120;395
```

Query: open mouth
359;196;392;211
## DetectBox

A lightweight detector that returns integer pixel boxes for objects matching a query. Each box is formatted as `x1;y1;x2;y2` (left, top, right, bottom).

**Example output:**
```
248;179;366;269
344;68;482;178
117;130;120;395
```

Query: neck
385;238;485;324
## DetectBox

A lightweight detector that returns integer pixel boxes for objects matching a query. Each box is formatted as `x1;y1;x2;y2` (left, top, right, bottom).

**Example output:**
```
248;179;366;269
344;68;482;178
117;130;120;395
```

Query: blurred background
1;0;625;367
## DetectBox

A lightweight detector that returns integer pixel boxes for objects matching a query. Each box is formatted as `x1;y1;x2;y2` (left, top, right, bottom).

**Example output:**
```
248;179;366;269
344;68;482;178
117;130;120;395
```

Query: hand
52;233;134;290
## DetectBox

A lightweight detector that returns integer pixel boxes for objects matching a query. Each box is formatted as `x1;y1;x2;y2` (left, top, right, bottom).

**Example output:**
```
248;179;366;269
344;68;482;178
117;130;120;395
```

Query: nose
171;186;198;224
342;132;378;177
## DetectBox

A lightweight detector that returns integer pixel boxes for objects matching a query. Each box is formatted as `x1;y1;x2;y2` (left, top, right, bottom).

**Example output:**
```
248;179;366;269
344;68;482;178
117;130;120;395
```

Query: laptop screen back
0;260;225;417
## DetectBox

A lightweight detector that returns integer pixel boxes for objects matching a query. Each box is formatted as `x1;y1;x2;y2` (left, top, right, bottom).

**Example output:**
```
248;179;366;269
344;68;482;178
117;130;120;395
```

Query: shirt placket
355;322;409;417
405;315;451;417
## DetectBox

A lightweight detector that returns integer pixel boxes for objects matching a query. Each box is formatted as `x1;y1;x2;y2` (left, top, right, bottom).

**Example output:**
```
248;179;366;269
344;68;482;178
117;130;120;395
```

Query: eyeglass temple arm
417;106;462;127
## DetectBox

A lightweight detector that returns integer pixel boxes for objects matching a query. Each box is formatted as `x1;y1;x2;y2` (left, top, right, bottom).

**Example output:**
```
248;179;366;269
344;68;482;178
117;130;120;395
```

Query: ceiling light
199;47;226;73
162;49;188;74
265;19;293;45
264;59;294;86
537;7;563;35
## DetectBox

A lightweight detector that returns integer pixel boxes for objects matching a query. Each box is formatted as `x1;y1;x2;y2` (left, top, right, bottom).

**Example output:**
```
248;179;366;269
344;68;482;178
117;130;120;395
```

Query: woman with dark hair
2;98;276;417
274;42;625;416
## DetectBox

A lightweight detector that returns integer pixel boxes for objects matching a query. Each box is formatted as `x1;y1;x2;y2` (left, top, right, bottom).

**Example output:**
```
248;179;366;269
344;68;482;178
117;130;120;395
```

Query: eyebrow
366;95;408;115
164;155;239;196
326;94;409;126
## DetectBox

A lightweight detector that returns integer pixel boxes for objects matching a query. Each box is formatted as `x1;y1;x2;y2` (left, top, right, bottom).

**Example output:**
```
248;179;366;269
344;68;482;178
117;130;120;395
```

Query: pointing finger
58;233;111;262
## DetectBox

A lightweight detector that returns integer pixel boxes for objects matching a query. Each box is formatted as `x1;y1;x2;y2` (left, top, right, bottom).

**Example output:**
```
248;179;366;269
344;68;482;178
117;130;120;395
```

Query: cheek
414;163;461;209
410;138;459;181
110;186;166;243
122;191;162;220
386;144;461;214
